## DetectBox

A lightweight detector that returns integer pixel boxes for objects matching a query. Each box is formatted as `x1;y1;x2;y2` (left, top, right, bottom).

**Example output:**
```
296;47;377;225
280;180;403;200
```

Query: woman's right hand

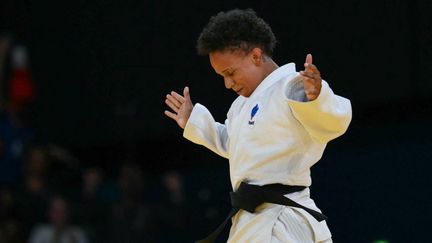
164;86;193;129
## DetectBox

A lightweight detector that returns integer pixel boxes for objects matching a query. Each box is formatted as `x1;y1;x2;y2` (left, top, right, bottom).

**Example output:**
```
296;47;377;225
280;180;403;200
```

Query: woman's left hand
299;53;322;101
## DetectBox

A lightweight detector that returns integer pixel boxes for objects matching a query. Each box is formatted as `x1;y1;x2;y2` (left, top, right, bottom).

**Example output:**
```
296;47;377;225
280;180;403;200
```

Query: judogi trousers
228;203;332;243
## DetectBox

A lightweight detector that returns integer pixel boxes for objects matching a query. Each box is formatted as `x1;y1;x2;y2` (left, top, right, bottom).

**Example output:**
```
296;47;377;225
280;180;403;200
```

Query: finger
304;87;319;95
303;64;320;77
166;95;181;112
305;93;319;101
166;93;182;108
305;53;313;65
299;71;319;81
300;72;315;80
165;98;179;113
309;66;320;76
183;86;191;102
171;91;185;104
303;78;320;89
164;110;177;120
304;63;320;72
303;77;322;98
304;84;320;99
304;80;322;92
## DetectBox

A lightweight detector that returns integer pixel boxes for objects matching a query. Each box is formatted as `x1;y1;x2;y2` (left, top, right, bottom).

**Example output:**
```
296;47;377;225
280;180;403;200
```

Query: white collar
248;63;296;99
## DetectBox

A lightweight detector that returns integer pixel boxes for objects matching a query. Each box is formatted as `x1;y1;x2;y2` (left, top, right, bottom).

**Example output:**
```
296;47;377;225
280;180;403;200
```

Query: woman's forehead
209;51;247;72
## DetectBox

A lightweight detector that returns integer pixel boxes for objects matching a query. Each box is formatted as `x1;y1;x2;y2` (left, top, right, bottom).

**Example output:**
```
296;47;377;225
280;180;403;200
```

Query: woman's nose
224;77;234;89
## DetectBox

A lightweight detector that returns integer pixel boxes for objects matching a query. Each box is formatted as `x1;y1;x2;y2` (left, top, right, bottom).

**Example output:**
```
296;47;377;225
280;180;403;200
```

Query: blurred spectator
154;170;188;242
8;45;34;105
0;34;11;107
106;163;155;243
0;187;25;243
0;101;34;185
0;43;34;186
0;217;24;243
43;145;82;198
24;146;50;178
28;195;88;243
75;167;109;243
82;167;103;200
15;146;50;236
0;186;17;220
162;171;185;205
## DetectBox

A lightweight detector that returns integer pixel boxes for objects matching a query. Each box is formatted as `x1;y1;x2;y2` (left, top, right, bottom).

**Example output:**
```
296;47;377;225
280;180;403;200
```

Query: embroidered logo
248;104;259;127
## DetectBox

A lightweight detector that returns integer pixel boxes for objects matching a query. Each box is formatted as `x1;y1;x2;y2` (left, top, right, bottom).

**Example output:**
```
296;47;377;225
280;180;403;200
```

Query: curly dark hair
196;9;277;56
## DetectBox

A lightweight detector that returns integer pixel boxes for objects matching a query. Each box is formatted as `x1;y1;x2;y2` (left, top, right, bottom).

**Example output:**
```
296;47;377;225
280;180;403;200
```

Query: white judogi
184;63;352;242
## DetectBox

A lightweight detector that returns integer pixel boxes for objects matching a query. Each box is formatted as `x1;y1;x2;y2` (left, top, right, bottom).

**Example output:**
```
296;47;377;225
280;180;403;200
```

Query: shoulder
29;224;53;239
268;63;304;100
227;96;246;117
231;96;245;108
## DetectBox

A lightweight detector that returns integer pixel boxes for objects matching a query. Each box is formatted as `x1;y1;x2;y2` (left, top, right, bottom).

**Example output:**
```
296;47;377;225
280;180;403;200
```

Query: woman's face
209;49;264;97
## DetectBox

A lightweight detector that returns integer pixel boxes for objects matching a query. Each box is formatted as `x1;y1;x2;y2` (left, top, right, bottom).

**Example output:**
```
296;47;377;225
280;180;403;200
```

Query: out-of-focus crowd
0;33;227;243
1;145;194;243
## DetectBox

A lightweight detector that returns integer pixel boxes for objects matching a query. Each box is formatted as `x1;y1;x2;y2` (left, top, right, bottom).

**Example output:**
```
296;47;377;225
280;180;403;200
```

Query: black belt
196;182;327;243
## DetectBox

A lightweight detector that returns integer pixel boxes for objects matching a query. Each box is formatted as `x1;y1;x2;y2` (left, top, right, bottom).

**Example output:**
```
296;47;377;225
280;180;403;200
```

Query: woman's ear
250;47;264;66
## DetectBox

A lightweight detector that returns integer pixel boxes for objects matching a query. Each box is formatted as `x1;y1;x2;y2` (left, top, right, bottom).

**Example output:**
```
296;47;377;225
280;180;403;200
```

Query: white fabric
184;63;352;242
28;224;89;243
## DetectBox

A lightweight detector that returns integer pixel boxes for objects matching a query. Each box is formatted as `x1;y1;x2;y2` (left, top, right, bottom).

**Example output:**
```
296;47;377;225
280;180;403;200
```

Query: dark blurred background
0;0;431;242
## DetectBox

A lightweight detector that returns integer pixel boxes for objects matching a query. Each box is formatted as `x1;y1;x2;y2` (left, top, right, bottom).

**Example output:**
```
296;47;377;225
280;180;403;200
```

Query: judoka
164;9;352;243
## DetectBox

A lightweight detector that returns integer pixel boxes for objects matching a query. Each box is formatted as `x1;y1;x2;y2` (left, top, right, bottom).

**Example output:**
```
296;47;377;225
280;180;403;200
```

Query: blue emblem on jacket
248;104;259;125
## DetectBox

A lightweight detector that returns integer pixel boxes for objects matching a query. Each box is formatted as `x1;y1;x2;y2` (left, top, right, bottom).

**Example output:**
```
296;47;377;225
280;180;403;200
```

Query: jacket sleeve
183;103;229;158
285;79;352;144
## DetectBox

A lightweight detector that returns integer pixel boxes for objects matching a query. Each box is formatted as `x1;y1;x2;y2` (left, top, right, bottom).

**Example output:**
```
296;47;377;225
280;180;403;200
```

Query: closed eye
226;70;235;76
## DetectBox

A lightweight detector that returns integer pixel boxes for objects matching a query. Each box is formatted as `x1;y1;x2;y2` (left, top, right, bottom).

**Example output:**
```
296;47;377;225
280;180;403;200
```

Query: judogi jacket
183;63;352;242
